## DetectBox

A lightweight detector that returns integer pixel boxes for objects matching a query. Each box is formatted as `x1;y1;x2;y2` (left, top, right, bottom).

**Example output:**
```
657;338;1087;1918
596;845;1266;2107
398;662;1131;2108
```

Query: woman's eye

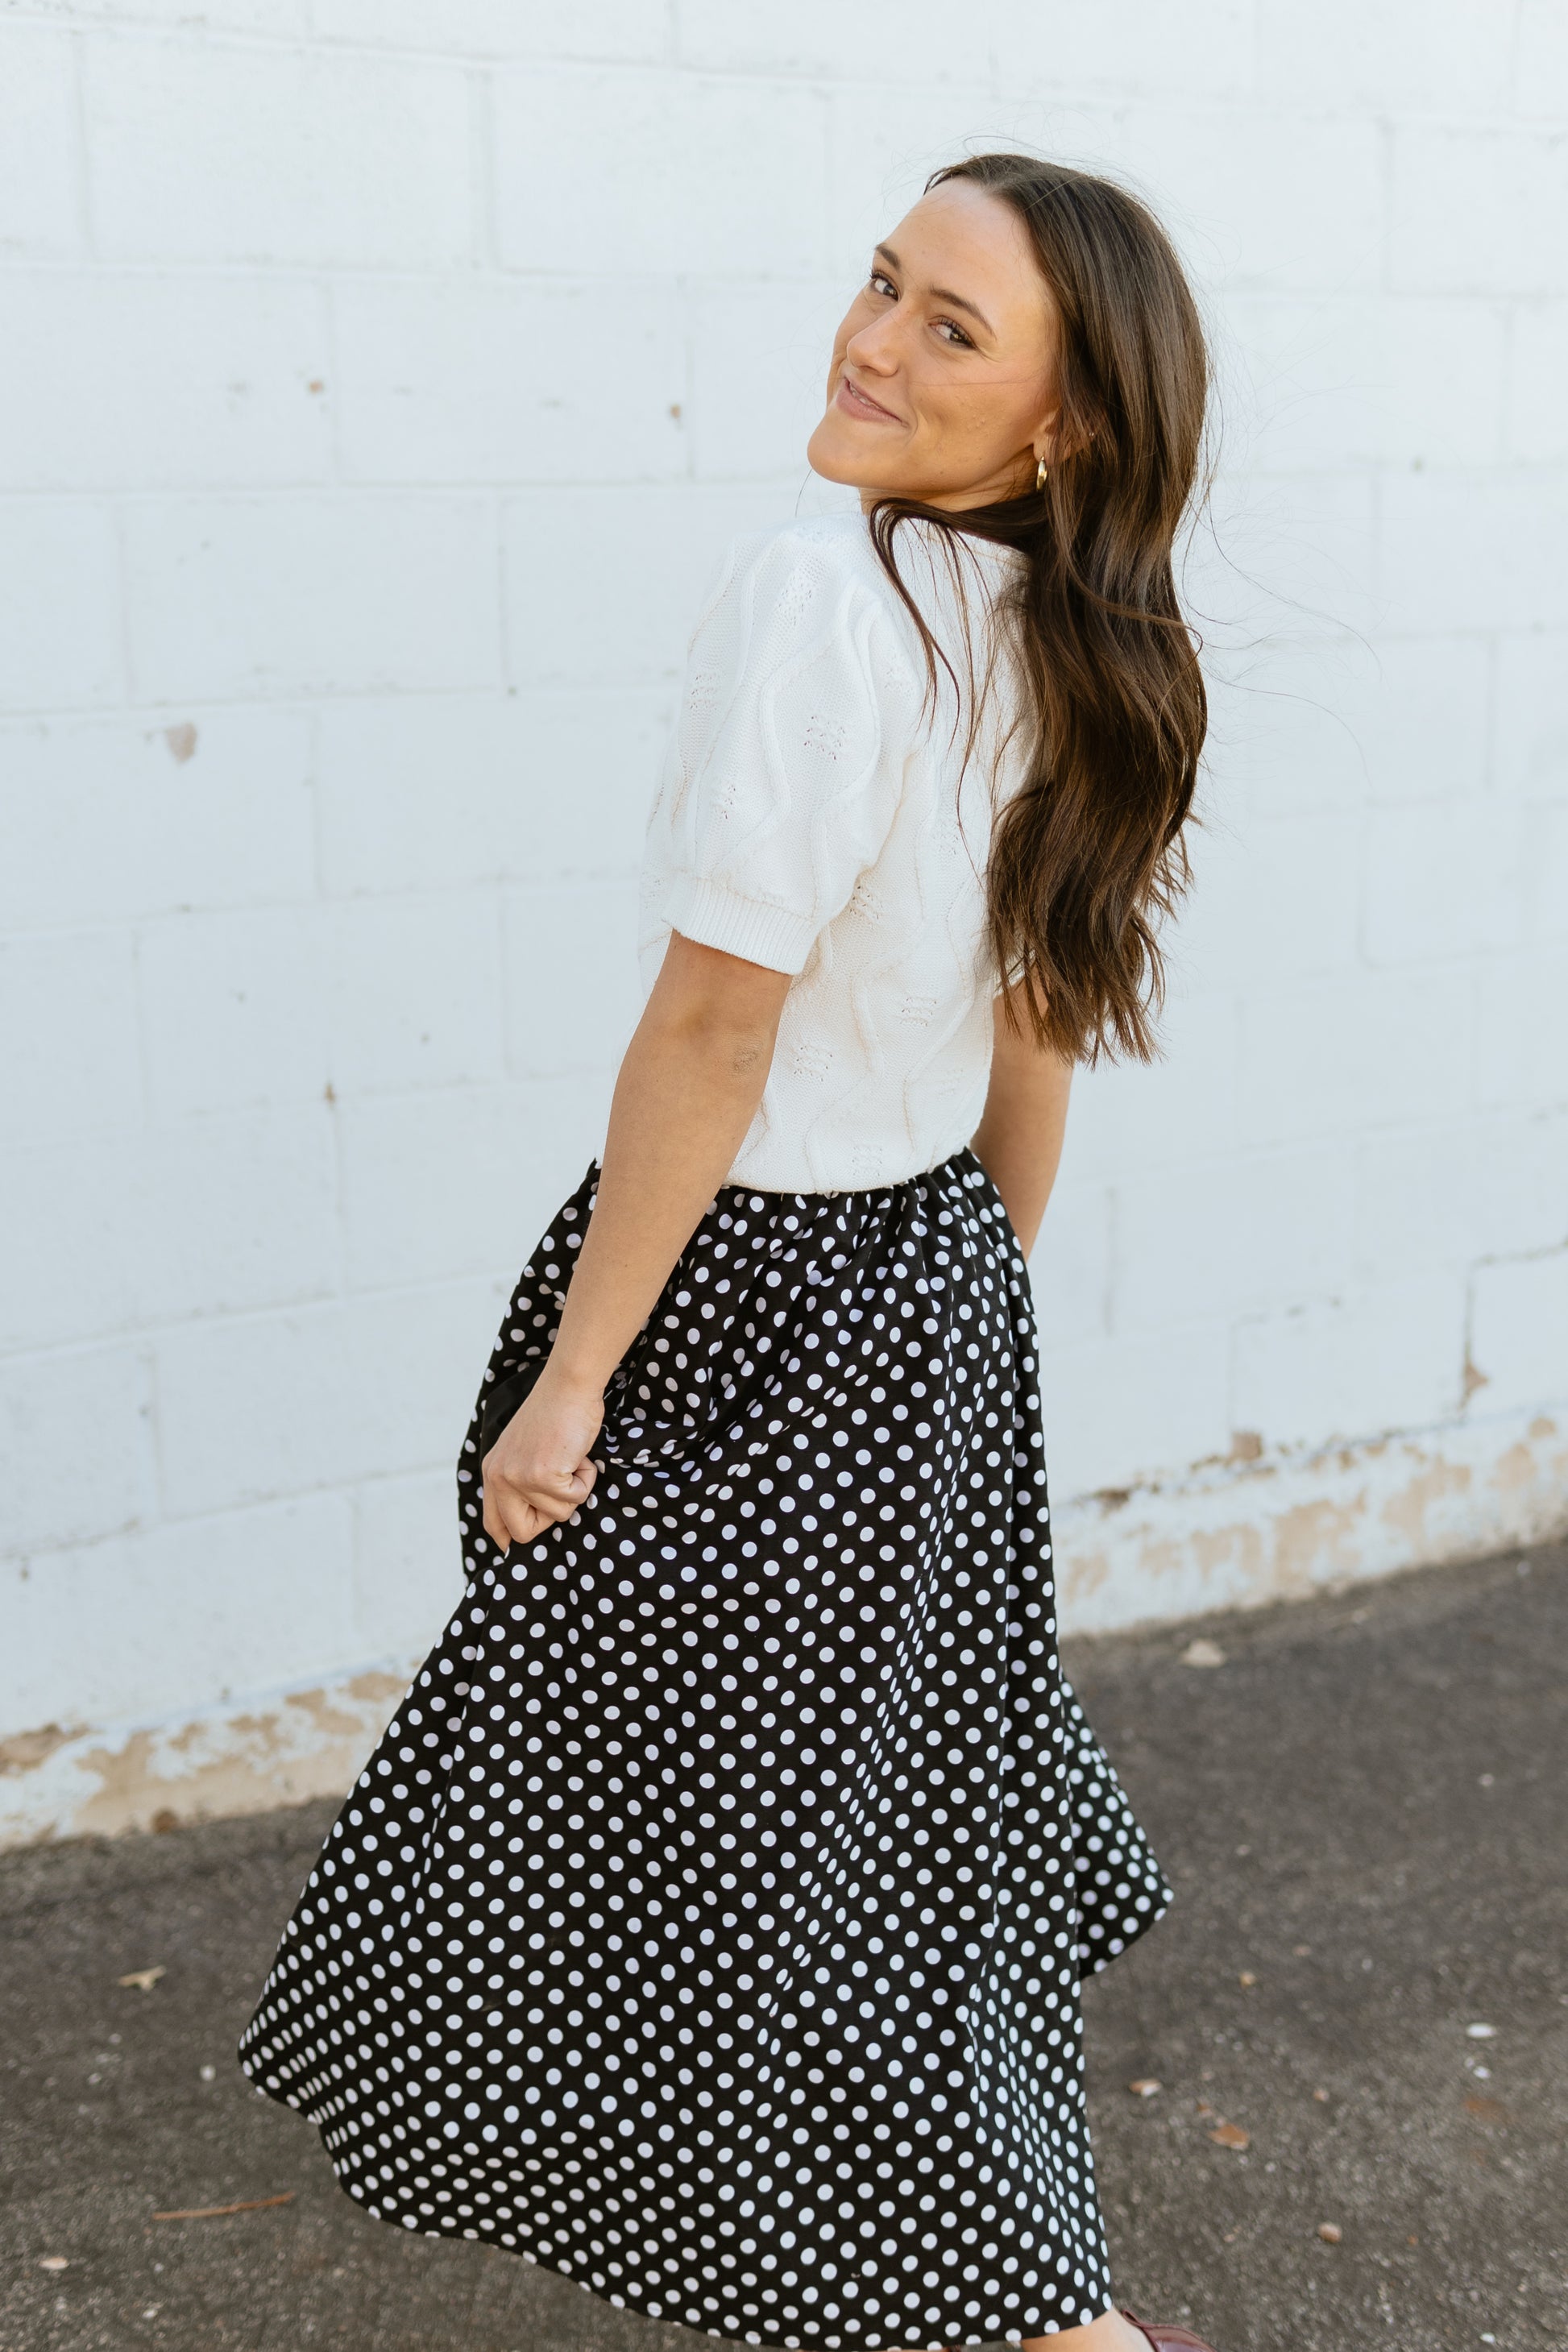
935;318;973;348
868;272;896;299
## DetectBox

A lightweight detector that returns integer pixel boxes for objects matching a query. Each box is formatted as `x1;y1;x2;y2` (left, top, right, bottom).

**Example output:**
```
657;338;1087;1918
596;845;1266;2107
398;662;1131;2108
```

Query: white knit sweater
637;512;1030;1194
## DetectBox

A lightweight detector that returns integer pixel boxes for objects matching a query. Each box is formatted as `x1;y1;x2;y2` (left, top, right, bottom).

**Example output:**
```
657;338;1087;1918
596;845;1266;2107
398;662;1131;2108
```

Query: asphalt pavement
2;1540;1564;2352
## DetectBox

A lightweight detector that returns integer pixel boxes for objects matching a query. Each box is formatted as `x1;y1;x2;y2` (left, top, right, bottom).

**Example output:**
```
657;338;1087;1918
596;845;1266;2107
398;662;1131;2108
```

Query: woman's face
807;179;1061;512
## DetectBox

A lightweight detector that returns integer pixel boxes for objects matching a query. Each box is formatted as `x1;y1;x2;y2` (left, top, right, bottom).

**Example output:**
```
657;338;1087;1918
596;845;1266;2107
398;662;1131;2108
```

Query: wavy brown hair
869;152;1210;1063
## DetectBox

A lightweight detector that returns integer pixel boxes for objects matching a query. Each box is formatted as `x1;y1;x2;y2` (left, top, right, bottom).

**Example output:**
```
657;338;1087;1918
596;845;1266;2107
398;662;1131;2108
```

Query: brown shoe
1120;2315;1221;2352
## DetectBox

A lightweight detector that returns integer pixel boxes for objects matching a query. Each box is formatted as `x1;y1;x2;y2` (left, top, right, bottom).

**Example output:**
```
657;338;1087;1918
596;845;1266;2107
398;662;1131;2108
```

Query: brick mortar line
8;15;1566;133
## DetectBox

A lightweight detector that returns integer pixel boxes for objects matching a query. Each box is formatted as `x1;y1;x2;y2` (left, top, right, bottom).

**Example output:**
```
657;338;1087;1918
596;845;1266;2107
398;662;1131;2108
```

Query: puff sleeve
645;525;917;977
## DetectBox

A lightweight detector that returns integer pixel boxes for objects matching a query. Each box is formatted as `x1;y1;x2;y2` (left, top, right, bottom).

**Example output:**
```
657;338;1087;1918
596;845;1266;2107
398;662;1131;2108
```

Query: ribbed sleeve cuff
663;873;815;976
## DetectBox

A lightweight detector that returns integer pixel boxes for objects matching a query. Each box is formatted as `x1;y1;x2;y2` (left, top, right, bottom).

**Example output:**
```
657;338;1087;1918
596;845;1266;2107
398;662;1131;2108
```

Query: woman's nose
844;315;901;375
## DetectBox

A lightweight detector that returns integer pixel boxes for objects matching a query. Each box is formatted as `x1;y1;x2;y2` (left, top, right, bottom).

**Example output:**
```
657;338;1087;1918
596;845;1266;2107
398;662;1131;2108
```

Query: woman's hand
480;1367;604;1552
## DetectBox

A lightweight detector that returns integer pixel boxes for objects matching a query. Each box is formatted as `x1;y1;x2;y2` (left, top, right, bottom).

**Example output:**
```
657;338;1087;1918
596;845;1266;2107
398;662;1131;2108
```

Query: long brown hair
869;153;1210;1063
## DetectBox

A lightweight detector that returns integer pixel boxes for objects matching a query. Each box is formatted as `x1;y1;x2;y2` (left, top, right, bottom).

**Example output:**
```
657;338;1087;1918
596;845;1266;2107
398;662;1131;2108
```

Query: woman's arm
481;931;791;1552
969;982;1074;1255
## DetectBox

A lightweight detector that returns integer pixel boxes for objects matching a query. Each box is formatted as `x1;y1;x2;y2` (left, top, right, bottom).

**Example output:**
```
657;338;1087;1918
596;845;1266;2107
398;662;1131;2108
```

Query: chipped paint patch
344;1670;406;1704
0;1722;82;1776
1379;1454;1472;1550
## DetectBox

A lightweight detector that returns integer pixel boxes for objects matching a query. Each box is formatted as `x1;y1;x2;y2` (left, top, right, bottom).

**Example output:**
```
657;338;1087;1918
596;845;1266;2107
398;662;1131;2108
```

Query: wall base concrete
3;1400;1562;1850
0;1665;413;1849
1056;1398;1568;1631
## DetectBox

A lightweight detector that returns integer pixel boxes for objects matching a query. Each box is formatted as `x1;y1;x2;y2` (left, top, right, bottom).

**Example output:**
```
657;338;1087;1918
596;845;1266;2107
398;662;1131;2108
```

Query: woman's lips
836;373;902;425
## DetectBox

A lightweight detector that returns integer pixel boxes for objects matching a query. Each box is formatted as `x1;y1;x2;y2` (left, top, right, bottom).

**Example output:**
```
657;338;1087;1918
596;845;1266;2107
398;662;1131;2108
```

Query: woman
240;154;1214;2352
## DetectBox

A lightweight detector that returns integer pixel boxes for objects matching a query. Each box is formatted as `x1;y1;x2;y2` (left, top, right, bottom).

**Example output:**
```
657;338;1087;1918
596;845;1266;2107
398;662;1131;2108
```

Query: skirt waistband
593;1145;989;1207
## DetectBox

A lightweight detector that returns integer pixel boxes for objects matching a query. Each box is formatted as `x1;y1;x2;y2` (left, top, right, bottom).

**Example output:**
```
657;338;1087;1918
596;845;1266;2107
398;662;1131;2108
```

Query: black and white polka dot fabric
239;1152;1170;2348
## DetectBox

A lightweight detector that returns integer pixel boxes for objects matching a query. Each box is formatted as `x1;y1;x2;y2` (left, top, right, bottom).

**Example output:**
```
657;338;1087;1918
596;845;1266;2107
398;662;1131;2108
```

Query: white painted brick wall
3;1;1566;1842
82;36;476;266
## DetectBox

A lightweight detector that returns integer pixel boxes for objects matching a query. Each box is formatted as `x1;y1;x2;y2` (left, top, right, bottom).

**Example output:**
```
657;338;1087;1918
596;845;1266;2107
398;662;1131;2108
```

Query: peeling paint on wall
0;1722;82;1777
1053;1403;1568;1636
1;1668;411;1848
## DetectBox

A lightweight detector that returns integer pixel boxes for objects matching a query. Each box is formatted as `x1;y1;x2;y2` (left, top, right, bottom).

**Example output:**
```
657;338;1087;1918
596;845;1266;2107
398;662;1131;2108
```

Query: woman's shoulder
707;510;887;612
690;512;924;703
691;509;1022;725
710;507;1018;612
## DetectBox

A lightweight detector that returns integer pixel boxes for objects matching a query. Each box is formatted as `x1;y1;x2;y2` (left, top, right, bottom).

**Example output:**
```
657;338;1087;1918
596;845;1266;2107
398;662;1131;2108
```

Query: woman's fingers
479;1371;605;1553
481;1485;520;1551
480;1451;598;1553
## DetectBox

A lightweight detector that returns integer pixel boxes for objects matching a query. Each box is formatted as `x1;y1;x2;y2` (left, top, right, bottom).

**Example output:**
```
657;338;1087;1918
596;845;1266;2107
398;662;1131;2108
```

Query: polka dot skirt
239;1151;1170;2348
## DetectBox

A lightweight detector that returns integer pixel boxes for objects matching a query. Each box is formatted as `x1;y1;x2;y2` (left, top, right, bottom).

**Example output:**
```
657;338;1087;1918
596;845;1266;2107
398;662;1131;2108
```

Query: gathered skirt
238;1151;1170;2348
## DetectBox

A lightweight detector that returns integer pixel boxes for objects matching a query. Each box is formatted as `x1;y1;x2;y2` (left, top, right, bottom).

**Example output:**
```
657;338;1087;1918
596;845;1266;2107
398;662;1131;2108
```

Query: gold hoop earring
1035;455;1049;492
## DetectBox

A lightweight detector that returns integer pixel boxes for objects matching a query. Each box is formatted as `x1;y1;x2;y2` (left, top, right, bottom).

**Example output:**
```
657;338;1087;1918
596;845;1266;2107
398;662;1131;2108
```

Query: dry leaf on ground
1209;2121;1250;2150
1180;1639;1226;1669
1463;2094;1511;2125
1317;2222;1342;2243
1128;2078;1162;2097
151;2192;296;2222
118;1966;166;1992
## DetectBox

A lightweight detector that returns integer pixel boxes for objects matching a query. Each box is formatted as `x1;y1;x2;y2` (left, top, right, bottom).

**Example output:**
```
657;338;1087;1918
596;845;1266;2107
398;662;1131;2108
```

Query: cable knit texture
638;512;1030;1193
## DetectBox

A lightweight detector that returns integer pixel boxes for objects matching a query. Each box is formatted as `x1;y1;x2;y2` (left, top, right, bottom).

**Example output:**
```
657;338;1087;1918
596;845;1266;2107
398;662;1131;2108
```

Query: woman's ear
1031;396;1069;470
1041;404;1097;468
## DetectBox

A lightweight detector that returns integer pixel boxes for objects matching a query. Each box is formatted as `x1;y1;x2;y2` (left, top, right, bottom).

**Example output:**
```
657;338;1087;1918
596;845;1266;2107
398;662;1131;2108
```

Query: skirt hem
234;2076;1116;2351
